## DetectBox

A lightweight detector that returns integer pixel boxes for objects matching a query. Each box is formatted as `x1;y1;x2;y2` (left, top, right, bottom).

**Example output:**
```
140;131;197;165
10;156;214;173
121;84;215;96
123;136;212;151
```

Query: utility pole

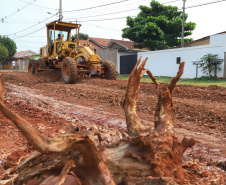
181;0;186;47
59;0;63;21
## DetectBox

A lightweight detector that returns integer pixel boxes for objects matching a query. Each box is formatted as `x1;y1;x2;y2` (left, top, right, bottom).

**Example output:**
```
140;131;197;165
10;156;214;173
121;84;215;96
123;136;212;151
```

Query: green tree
0;36;17;58
0;43;9;62
122;0;196;50
199;53;220;78
71;33;89;41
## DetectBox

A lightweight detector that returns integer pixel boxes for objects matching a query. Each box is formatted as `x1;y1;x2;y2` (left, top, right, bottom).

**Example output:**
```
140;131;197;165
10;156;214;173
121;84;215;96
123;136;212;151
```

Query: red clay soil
0;70;225;184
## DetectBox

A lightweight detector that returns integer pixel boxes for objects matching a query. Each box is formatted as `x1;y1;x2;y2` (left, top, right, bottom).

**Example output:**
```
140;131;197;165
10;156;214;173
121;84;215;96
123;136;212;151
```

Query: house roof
107;39;136;49
14;50;38;58
90;37;111;48
105;39;147;50
175;31;226;48
14;51;27;56
78;39;101;50
78;37;147;50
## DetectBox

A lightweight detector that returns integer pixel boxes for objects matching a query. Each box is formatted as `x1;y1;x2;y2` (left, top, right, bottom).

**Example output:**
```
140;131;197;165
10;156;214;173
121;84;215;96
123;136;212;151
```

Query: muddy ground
0;70;225;184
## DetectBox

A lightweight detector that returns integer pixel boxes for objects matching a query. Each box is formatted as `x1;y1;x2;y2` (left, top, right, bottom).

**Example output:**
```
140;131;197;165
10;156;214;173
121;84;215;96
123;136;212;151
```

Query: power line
85;23;122;32
6;0;226;40
18;35;46;37
64;0;146;18
75;0;226;23
64;8;138;21
19;0;57;10
6;14;57;36
1;0;36;23
186;0;226;9
63;0;130;13
162;0;180;5
77;16;136;23
63;0;181;21
12;26;46;40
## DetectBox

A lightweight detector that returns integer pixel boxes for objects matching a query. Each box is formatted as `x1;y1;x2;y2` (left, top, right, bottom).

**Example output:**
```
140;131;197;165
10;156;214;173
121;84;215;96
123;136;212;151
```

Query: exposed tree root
123;56;148;136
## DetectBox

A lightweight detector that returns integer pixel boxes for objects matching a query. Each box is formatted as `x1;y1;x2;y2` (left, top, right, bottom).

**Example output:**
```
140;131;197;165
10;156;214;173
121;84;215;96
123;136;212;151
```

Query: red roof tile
112;39;135;49
90;37;111;47
14;50;28;56
77;37;146;50
78;39;102;50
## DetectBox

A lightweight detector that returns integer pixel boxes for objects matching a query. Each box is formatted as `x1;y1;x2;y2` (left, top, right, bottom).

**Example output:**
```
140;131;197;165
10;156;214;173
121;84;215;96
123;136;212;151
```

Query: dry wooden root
0;167;17;185
0;74;116;185
123;56;148;136
123;57;196;184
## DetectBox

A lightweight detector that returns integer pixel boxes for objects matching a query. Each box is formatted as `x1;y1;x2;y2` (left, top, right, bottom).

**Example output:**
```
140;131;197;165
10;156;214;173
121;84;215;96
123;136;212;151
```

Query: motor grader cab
28;21;117;84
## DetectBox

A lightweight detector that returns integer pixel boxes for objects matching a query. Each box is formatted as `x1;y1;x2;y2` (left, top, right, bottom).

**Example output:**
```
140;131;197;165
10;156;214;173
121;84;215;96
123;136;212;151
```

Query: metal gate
120;54;137;74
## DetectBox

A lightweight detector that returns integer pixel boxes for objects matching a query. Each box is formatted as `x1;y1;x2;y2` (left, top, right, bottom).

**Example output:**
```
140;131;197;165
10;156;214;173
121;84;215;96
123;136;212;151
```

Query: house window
176;57;181;64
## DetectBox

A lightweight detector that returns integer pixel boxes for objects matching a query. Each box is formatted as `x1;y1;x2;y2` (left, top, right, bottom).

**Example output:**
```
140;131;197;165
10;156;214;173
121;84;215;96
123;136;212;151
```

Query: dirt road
0;70;225;181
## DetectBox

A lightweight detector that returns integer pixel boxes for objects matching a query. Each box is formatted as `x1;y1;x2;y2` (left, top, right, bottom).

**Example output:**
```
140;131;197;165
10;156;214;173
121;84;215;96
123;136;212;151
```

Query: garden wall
137;43;226;78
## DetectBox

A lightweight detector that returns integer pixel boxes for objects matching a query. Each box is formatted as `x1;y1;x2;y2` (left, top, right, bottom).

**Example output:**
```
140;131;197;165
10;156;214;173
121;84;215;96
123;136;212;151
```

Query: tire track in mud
6;83;127;131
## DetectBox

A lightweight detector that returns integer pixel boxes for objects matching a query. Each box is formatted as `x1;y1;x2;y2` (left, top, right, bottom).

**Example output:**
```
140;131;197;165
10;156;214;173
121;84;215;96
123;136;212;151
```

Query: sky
1;0;226;53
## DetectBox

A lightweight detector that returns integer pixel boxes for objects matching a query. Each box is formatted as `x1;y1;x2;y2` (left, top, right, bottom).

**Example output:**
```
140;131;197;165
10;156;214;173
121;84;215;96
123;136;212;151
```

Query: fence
0;59;30;71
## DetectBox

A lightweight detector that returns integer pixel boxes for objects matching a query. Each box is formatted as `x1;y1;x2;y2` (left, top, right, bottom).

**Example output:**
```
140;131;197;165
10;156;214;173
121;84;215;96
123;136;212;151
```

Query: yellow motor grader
28;21;117;83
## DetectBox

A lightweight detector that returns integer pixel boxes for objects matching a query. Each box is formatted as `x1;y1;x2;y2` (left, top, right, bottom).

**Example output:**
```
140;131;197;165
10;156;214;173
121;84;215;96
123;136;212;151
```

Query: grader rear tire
101;60;117;80
28;60;36;75
61;57;78;84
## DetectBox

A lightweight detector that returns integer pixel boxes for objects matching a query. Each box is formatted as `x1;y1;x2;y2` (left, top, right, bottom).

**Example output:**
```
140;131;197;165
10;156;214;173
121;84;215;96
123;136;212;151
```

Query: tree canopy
0;36;17;58
0;43;9;62
71;33;89;41
122;0;196;50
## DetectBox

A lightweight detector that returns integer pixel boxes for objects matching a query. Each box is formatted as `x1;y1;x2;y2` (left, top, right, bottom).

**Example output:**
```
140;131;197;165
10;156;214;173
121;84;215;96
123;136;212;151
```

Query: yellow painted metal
75;46;101;62
85;38;90;47
46;21;81;31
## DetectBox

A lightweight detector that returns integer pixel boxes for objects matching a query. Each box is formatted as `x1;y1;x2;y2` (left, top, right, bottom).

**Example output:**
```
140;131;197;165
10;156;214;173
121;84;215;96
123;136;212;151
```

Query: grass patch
117;75;226;87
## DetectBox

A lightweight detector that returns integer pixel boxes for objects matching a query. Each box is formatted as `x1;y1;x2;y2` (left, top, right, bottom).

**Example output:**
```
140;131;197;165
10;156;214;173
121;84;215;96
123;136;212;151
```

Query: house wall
97;49;118;69
110;43;124;49
18;59;29;71
210;33;226;45
138;43;225;78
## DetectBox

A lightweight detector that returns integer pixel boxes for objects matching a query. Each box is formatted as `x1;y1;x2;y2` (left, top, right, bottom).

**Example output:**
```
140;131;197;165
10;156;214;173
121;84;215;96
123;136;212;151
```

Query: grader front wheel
61;57;79;84
101;60;117;80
